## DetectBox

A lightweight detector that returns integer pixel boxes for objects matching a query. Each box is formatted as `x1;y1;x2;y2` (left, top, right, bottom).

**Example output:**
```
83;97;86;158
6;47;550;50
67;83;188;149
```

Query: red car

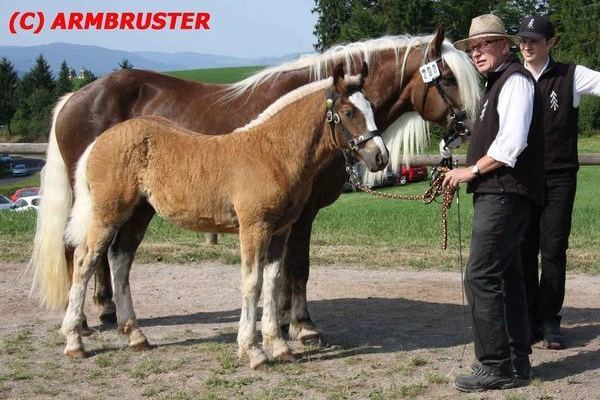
11;187;40;202
397;165;428;185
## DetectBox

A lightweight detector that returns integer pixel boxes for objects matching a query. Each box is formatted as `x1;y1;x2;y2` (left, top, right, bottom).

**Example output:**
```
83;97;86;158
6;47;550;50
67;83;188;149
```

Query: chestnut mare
59;66;386;368
31;28;480;344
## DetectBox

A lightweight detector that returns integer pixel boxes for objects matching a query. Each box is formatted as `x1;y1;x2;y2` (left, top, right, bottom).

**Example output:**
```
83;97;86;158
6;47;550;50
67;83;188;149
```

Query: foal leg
108;204;155;351
62;226;115;358
237;224;270;369
261;230;293;361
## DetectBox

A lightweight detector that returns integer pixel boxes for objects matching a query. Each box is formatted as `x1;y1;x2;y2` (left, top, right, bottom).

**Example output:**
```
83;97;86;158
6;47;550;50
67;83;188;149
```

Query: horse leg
237;224;270;369
108;204;155;351
285;204;323;345
93;256;117;325
61;226;115;358
261;230;293;362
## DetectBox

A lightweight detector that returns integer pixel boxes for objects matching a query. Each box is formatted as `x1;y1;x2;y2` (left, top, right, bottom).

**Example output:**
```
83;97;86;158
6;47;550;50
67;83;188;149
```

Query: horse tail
64;142;95;248
29;93;75;310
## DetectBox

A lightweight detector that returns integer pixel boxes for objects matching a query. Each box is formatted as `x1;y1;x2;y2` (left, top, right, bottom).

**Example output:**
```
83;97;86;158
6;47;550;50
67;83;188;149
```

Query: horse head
328;62;389;172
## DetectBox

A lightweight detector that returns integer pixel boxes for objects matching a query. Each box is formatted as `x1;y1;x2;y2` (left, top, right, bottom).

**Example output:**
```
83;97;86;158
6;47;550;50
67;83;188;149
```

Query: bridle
325;89;382;166
419;43;471;171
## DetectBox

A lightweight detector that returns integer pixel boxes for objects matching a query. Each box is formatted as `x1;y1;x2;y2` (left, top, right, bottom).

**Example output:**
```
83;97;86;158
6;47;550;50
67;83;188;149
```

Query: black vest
537;60;579;171
466;55;545;206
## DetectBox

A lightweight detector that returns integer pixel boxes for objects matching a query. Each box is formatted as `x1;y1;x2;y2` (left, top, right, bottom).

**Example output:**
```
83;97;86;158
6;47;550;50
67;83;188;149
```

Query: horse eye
344;110;353;118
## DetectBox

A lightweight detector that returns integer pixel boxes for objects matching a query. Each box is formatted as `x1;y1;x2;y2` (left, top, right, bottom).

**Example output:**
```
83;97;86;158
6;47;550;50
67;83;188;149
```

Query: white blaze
349;92;389;163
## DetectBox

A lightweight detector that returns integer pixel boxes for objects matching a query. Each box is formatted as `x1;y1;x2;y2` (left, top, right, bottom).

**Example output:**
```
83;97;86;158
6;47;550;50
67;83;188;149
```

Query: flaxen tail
29;93;74;310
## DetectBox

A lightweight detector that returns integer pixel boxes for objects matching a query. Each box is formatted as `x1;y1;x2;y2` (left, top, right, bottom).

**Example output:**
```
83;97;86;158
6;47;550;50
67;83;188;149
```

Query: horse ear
333;62;345;94
360;61;369;86
429;25;446;59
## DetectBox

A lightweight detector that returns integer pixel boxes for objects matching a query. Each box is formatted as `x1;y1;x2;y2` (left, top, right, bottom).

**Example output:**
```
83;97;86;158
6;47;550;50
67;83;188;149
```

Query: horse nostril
376;153;383;166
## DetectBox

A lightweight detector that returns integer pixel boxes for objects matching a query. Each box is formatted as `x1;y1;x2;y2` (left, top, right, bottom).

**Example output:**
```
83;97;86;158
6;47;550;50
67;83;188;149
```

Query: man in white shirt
446;14;545;392
517;15;600;350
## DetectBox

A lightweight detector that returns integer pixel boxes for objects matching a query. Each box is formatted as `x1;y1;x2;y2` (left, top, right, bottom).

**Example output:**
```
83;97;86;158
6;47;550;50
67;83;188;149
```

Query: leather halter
325;89;381;163
421;43;471;169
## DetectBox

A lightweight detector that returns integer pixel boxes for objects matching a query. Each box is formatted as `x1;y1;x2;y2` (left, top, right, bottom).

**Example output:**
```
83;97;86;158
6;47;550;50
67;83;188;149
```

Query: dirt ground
0;262;598;400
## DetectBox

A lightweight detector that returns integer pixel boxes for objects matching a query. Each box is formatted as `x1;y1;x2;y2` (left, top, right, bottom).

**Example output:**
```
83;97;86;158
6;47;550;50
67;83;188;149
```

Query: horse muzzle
353;130;389;172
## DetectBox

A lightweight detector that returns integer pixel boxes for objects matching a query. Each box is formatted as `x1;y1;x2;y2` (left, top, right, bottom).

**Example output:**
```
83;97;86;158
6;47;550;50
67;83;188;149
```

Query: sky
0;0;319;57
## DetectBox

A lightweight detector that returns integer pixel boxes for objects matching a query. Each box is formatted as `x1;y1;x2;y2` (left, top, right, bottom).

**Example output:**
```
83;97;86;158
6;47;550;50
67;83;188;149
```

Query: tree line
312;0;600;136
0;56;133;142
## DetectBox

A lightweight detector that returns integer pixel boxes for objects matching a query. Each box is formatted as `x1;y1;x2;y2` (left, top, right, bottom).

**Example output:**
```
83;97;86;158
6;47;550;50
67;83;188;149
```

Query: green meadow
0;66;598;274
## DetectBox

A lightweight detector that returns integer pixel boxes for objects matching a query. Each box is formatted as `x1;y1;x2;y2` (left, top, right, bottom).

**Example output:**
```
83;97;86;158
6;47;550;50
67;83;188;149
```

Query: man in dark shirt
517;15;600;349
446;13;545;392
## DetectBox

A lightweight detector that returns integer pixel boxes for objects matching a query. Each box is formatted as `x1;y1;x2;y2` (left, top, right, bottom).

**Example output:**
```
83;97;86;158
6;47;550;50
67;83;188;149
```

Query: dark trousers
466;193;531;371
521;171;577;327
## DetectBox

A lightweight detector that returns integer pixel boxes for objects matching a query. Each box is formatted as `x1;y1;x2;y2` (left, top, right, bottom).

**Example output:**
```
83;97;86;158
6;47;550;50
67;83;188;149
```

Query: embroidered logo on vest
550;90;559;111
479;99;488;121
528;18;535;29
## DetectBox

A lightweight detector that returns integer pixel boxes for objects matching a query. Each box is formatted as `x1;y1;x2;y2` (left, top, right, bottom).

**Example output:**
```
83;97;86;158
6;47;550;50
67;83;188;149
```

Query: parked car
0;154;13;163
11;164;29;177
0;195;13;210
11;187;40;202
397;165;428;185
11;195;41;212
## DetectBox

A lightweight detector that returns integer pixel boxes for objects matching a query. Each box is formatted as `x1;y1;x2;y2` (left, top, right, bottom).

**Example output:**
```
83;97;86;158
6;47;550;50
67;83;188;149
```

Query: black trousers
466;193;531;371
521;170;577;327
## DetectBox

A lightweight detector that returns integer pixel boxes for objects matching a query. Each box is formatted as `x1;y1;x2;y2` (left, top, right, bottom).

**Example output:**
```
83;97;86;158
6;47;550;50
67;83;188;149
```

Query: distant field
166;66;265;84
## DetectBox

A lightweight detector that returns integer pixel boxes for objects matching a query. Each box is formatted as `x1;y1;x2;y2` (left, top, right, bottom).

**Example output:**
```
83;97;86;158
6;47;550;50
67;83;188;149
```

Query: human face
468;38;509;75
520;37;555;64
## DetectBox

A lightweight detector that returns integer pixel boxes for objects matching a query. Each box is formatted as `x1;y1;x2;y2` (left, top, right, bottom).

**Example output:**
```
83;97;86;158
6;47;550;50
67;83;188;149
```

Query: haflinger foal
60;62;389;369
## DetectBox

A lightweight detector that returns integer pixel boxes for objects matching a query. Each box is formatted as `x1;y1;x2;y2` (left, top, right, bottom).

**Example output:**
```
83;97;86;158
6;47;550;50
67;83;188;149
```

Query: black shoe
471;361;531;381
542;320;565;349
456;364;516;392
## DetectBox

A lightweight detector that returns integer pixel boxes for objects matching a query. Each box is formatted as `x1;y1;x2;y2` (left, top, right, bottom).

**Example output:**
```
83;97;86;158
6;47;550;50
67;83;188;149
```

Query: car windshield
0;196;9;204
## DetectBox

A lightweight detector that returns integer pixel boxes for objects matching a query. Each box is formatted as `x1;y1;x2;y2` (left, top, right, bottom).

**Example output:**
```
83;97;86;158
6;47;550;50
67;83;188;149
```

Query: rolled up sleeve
487;74;534;168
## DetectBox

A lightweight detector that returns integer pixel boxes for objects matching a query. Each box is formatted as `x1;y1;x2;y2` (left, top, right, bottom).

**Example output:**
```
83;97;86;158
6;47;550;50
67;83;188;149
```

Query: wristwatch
470;164;481;177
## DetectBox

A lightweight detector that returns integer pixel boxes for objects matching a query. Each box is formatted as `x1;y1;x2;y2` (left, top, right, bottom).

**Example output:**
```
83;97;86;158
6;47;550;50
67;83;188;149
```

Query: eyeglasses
467;39;501;55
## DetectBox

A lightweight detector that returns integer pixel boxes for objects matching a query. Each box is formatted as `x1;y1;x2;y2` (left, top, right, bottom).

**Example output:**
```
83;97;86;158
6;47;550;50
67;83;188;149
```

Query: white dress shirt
487;71;534;168
525;58;600;107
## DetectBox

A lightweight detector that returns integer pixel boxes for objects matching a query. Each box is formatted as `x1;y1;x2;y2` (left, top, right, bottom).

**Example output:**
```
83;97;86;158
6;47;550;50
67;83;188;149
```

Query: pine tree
55;60;72;96
119;59;134;69
21;54;55;98
0;58;19;136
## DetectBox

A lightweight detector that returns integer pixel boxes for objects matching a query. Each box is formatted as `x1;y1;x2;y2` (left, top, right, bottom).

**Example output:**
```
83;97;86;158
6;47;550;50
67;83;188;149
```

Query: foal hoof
250;353;269;370
131;339;156;352
65;348;89;359
99;312;117;325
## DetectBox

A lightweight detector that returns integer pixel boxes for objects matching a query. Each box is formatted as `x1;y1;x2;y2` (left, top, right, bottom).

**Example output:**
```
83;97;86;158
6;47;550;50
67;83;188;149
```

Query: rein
346;164;456;250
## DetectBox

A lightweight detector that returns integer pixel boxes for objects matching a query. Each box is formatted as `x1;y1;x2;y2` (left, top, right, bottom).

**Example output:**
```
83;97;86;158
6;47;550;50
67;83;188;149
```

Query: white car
0;195;13;210
11;164;28;177
11;195;41;212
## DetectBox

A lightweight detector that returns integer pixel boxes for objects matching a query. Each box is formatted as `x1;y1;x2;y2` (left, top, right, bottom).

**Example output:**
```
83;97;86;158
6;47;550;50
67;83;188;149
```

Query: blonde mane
225;34;481;186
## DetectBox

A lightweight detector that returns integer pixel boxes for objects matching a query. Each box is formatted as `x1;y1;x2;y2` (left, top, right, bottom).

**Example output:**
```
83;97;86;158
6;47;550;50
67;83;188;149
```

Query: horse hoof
65;348;88;359
300;330;325;347
250;353;269;370
81;321;94;337
131;340;156;352
274;350;296;362
99;312;117;325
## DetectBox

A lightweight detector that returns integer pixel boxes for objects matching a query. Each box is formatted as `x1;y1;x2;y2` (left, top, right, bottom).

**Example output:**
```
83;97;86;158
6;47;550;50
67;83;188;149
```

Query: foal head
327;63;389;172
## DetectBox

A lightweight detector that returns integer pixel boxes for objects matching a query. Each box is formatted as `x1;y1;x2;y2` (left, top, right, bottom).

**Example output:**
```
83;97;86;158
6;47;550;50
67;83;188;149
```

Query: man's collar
524;56;552;80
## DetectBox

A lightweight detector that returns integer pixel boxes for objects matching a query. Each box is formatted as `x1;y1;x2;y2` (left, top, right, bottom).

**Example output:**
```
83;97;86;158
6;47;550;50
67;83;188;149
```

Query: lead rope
346;165;456;250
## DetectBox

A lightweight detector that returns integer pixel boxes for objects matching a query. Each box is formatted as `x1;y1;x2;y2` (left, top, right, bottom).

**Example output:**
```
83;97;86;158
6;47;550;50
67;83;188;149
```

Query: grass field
166;66;264;84
1;165;599;273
